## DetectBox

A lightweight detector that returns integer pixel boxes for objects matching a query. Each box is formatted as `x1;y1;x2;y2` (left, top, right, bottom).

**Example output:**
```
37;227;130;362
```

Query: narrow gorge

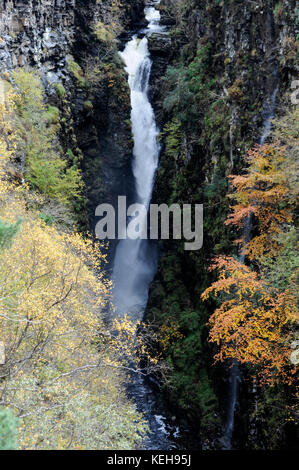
0;0;298;452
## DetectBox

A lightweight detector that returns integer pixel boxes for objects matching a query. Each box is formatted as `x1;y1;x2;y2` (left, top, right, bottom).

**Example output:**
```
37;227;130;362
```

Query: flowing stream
111;1;179;450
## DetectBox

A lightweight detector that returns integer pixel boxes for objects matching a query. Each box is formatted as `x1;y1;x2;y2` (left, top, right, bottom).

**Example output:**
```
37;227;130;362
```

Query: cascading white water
144;3;164;33
111;2;179;450
121;37;159;207
112;4;161;319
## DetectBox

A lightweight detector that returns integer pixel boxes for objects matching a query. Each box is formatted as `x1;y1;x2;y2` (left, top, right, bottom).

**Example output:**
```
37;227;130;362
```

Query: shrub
53;82;66;97
0;217;22;249
0;408;19;450
0;202;147;449
94;21;116;43
47;105;60;124
7;69;84;208
67;59;86;87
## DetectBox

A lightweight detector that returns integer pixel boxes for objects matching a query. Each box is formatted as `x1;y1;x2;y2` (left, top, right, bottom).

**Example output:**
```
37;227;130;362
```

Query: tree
201;256;296;384
225;142;294;259
202;109;299;384
0;204;149;449
2;70;83;208
0;72;150;449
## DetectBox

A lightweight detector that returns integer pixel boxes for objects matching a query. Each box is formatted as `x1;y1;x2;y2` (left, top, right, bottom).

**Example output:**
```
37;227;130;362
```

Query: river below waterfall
110;0;184;450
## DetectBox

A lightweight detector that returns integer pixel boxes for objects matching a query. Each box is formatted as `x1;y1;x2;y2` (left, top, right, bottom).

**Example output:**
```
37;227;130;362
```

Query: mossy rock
53;82;66;97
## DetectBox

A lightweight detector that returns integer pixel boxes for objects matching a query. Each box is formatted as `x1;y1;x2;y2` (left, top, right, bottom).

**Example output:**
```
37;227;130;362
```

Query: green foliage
67;59;86;87
197;370;220;431
94;21;116;43
162;118;183;159
53;82;66;97
260;227;299;293
28;157;83;206
46;105;60;125
83;100;93;112
0;407;19;450
163;65;194;120
0;217;22;250
38;213;55;226
203;170;227;200
149;252;220;435
11;69;83;208
201;99;230;154
163;43;223;139
13;68;43;111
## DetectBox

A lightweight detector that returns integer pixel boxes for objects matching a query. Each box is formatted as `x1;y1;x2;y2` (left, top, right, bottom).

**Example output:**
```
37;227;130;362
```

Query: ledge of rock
148;32;171;57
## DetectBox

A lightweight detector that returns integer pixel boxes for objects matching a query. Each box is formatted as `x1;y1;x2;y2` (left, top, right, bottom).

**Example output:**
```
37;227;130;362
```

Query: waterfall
222;78;279;450
110;1;178;450
112;6;162;320
260;84;279;146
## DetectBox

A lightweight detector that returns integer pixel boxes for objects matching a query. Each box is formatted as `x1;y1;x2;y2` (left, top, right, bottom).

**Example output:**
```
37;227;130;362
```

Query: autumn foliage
202;256;295;384
225;142;295;259
202;110;299;385
0;73;150;449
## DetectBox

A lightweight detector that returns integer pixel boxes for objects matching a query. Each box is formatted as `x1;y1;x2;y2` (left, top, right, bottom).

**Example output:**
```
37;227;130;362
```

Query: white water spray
112;3;161;319
111;3;179;450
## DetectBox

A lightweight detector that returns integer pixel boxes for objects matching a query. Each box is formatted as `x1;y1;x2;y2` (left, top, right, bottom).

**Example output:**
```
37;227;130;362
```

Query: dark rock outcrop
0;0;145;260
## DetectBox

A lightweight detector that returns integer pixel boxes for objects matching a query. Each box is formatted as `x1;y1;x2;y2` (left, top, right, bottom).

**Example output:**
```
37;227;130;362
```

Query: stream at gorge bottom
109;0;195;451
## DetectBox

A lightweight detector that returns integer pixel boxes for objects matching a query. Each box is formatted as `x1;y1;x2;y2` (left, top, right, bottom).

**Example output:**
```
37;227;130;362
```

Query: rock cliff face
0;0;144;83
0;0;75;83
0;0;145;252
146;0;298;449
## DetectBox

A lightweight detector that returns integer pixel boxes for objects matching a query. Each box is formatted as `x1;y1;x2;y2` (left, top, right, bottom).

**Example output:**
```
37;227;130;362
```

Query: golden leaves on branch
202;256;296;385
0;204;148;448
203;110;299;385
225;143;294;259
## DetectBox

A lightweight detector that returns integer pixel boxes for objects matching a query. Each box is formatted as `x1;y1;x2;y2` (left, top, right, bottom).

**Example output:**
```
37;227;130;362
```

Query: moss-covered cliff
146;0;298;449
0;0;145;242
1;0;297;451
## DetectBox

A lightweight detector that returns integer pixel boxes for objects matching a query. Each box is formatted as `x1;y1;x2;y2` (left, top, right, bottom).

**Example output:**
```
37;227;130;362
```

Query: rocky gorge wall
0;0;144;81
146;0;298;449
0;0;145;249
0;0;76;80
0;0;298;451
